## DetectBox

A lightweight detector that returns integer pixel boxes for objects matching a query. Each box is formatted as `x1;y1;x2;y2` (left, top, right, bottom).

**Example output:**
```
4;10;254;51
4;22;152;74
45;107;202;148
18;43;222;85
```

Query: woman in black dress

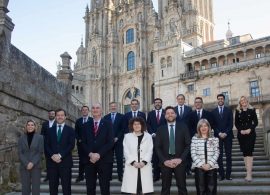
235;96;258;182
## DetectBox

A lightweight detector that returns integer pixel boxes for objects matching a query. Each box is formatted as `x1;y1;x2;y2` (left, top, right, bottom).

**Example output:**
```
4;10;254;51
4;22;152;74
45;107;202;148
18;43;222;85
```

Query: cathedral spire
226;21;233;40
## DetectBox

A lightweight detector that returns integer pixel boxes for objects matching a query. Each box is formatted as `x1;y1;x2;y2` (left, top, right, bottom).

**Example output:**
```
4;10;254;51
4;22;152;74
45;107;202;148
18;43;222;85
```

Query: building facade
71;0;270;116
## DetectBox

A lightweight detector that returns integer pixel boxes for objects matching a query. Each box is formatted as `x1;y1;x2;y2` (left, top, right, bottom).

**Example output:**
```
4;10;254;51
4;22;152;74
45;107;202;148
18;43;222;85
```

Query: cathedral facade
71;0;270;116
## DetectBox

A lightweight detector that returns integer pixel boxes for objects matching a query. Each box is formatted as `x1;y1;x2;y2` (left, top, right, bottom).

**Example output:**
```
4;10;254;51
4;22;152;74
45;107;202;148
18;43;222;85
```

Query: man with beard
41;110;56;182
212;94;233;180
146;98;167;182
155;106;191;195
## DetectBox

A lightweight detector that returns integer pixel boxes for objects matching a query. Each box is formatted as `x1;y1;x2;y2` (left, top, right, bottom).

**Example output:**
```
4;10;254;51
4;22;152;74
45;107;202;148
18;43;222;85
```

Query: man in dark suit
74;105;92;183
104;102;124;182
174;94;192;124
123;99;146;133
41;109;56;182
212;94;234;180
188;97;214;137
45;108;75;195
146;98;167;182
155;106;191;195
82;103;114;195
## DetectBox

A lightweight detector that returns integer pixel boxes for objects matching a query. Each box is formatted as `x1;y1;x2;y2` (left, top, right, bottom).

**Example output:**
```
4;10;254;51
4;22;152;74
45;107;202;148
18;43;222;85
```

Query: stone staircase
7;128;270;195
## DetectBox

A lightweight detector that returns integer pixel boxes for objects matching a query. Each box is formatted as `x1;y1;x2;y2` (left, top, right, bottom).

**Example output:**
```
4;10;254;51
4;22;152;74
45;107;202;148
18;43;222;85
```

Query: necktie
133;112;136;118
94;122;98;136
169;125;175;155
111;113;115;124
179;106;183;118
219;107;223;117
197;110;201;120
83;118;87;124
57;125;62;143
156;110;160;124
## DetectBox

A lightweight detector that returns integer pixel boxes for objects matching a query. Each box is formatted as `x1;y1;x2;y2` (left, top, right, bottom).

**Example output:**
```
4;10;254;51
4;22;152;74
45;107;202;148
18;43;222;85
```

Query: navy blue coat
187;109;214;137
212;106;234;138
174;105;192;124
45;124;75;168
104;113;124;141
123;111;146;133
146;109;167;134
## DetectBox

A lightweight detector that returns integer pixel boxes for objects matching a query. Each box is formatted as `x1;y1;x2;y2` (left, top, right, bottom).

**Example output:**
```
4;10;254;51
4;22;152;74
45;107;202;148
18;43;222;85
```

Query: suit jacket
18;133;44;169
155;122;191;164
146;109;166;134
81;118;114;164
41;120;56;137
187;109;214;137
123;111;146;133
104;112;124;141
174;105;192;124
212;106;234;138
45;124;75;168
235;108;258;134
75;116;93;144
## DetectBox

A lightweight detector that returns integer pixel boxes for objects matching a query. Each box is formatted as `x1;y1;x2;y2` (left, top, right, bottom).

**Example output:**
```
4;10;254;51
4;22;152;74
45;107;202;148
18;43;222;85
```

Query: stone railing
262;107;270;158
180;56;270;80
0;143;19;193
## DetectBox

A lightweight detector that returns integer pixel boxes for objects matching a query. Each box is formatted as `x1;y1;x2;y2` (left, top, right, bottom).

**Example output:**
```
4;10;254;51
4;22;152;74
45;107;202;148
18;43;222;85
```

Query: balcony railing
180;56;270;80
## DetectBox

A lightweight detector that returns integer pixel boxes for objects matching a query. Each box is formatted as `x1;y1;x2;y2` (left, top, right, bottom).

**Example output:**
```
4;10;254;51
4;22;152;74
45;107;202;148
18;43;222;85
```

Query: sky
8;0;270;76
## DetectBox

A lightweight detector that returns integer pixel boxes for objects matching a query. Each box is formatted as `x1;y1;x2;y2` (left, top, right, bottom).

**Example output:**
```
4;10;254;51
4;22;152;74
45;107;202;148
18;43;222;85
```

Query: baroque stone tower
73;0;214;112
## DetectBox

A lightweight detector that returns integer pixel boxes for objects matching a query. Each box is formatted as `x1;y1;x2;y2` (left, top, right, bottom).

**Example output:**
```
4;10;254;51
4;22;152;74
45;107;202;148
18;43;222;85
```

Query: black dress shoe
43;177;49;182
153;177;160;182
226;177;233;180
219;177;225;181
75;176;84;183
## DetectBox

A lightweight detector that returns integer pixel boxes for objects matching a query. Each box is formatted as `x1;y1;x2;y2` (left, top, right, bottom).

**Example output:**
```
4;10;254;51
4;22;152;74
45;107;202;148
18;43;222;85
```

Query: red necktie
94;122;98;136
157;110;160;124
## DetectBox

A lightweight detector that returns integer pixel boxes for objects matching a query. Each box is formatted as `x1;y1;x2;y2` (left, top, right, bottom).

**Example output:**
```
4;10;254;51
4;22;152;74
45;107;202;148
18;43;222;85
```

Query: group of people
17;94;258;195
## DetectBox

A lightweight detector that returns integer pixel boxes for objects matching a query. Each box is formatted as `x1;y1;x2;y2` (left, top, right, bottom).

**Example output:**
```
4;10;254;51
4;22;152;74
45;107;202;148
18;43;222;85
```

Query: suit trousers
194;168;217;195
85;162;111;195
114;140;124;179
152;145;161;179
48;166;72;195
218;137;232;178
20;167;41;195
77;143;85;178
161;163;187;195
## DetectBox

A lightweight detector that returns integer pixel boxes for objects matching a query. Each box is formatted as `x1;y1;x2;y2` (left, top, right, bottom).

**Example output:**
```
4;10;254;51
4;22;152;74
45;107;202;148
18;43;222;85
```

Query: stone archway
122;87;141;113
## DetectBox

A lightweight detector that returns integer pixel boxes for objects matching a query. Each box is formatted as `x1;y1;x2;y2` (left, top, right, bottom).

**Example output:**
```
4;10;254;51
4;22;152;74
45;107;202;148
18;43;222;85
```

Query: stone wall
0;44;80;188
262;106;270;158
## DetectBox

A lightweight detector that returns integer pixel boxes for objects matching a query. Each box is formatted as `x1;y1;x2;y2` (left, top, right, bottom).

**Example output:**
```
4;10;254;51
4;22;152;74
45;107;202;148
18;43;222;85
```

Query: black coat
81;119;114;164
146;109;167;134
104;112;124;140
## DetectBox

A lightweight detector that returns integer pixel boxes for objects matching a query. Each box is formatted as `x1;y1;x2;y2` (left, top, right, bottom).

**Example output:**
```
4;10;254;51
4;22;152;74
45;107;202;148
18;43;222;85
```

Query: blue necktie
111;113;115;124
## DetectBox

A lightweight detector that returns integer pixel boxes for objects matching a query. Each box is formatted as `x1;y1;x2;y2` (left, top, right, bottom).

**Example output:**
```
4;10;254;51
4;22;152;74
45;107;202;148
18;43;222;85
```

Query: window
222;91;229;105
187;84;194;93
201;65;205;70
250;80;260;97
255;53;261;59
126;28;134;44
211;62;217;68
127;51;135;71
203;88;211;96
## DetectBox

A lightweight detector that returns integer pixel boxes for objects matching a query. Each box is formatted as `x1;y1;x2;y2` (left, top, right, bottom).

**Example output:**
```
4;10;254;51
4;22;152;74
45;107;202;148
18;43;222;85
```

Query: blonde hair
236;96;253;112
196;119;212;138
24;119;37;133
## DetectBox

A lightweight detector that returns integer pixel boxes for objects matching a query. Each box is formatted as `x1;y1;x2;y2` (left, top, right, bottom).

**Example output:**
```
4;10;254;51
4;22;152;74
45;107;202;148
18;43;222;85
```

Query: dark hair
164;106;176;114
81;105;89;110
153;98;163;104
217;94;225;99
195;97;203;103
131;99;139;104
177;94;185;100
55;108;67;116
128;117;147;133
48;110;55;113
109;101;117;105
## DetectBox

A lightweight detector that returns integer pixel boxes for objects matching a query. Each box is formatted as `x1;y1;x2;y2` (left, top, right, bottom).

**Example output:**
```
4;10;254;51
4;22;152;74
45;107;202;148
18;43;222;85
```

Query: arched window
127;51;135;71
126;28;134;44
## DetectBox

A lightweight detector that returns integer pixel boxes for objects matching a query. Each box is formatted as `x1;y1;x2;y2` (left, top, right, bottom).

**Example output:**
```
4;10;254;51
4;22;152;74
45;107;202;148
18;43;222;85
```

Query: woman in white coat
121;117;154;195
